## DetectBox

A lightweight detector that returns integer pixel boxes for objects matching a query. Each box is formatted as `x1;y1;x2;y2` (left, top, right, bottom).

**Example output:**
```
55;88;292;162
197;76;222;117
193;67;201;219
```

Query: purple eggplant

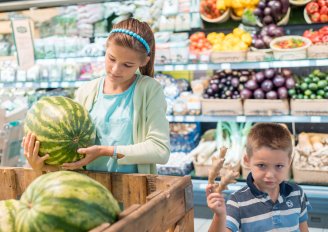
278;87;288;99
273;74;285;87
255;71;265;83
261;79;274;92
245;79;259;90
286;77;296;89
266;90;278;99
240;89;253;99
264;68;276;79
254;88;265;99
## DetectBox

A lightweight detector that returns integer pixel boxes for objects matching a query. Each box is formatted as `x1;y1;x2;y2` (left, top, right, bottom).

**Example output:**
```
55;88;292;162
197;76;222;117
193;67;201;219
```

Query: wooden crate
201;98;243;115
308;44;328;59
0;168;194;232
244;99;289;115
210;51;247;63
290;99;328;116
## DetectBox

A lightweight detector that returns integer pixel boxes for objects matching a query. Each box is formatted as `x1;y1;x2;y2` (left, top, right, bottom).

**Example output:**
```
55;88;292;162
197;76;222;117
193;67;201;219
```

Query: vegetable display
24;96;96;165
305;0;328;23
252;24;285;49
253;0;290;25
303;26;328;44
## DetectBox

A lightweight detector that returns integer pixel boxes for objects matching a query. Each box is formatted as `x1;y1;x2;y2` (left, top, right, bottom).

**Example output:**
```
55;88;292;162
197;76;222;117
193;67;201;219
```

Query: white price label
25;82;33;88
15;82;23;88
187;64;197;70
221;63;231;70
50;82;59;88
175;65;184;71
236;116;246;122
310;116;321;123
316;60;328;66
298;60;310;67
40;82;48;88
61;82;69;88
259;62;270;69
164;65;173;71
166;115;173;122
198;64;208;70
174;116;184;122
185;116;196;122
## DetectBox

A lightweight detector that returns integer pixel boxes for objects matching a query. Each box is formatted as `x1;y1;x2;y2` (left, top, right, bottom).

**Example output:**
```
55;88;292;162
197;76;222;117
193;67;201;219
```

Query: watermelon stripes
0;199;20;232
16;171;120;232
24;96;96;165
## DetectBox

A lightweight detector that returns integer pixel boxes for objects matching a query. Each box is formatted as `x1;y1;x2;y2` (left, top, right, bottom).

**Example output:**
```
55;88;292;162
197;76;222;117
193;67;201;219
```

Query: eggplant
254;88;265;99
255;71;265;83
266;91;278;99
261;80;274;92
211;83;219;92
258;1;266;9
264;68;276;79
273;74;285;87
231;77;240;88
281;68;292;78
245;79;259;90
272;27;285;37
263;15;273;25
270;1;282;17
254;8;263;18
280;0;289;14
278;87;288;99
286;77;296;89
254;39;266;49
240;89;253;99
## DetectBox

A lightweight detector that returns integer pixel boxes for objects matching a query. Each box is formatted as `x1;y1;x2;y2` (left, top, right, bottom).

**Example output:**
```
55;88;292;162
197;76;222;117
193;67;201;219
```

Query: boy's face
244;147;291;194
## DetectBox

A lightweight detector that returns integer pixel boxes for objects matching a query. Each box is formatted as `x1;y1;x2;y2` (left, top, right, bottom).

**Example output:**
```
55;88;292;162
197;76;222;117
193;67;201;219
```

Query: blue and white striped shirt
226;173;311;232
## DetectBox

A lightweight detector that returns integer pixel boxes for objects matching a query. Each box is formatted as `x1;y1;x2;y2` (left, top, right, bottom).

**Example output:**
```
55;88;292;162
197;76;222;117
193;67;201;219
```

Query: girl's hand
61;145;108;170
22;132;49;171
206;184;226;216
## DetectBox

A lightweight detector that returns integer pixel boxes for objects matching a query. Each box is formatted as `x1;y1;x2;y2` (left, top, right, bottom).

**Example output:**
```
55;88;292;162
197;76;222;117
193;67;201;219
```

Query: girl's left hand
61;145;106;170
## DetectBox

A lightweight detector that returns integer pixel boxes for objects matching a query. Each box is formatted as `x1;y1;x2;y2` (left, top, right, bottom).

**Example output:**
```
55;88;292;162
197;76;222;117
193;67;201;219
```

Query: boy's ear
243;153;250;167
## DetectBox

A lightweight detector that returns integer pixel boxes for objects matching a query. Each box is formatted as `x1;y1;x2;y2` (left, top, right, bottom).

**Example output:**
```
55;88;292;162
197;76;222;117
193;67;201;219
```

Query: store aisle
194;218;328;232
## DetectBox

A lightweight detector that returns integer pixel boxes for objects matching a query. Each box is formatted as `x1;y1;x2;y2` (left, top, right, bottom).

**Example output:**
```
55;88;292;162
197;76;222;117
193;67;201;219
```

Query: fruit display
217;0;260;17
253;0;290;25
203;69;253;99
272;37;307;49
24;96;96;165
303;26;328;44
288;69;328;99
305;0;328;23
240;68;295;99
200;0;224;19
207;28;252;51
252;24;285;49
15;171;120;231
189;32;212;54
0;199;20;232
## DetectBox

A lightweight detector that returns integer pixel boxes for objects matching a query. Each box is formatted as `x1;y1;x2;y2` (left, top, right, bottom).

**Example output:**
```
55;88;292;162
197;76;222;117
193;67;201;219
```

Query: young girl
23;18;170;174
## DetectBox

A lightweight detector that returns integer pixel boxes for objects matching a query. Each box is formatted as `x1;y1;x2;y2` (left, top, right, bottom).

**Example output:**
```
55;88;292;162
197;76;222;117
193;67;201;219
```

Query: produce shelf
0;81;87;89
166;115;328;123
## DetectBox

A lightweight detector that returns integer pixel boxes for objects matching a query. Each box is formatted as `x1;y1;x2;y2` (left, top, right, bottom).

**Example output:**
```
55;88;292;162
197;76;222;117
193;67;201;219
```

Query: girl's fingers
40;154;50;162
28;134;36;154
33;141;40;158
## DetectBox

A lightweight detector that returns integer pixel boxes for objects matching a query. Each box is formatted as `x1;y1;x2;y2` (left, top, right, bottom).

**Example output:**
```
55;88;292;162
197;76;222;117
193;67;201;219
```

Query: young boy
206;123;311;232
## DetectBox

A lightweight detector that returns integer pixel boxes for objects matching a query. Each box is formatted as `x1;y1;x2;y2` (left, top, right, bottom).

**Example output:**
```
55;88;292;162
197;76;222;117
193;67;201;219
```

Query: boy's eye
257;164;265;168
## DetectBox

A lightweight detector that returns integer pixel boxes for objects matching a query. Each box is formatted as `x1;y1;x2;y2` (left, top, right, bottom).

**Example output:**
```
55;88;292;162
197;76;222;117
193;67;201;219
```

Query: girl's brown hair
246;123;293;158
107;18;155;77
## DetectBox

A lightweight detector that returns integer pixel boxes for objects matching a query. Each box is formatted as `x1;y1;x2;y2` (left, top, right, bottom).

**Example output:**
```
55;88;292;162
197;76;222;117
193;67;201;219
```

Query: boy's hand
206;184;226;216
22;132;49;171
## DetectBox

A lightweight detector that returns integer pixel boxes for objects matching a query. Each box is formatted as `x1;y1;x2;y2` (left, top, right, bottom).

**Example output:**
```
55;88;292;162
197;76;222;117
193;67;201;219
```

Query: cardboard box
290;99;328;116
308;44;328;59
210;51;247;63
201;99;243;115
244;99;289;115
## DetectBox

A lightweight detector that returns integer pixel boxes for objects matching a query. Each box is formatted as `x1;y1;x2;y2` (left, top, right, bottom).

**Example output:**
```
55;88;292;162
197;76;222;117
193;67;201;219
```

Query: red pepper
306;2;319;14
318;0;326;7
319;26;328;36
320;14;328;23
322;35;328;42
320;5;328;15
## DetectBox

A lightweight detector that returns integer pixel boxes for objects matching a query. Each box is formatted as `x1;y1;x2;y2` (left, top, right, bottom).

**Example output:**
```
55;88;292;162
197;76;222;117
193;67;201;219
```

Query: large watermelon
0;199;20;232
24;96;96;165
15;171;121;232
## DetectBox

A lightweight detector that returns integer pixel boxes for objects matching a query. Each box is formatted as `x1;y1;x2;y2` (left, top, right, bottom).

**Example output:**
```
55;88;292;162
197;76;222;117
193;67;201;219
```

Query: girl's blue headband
109;29;151;55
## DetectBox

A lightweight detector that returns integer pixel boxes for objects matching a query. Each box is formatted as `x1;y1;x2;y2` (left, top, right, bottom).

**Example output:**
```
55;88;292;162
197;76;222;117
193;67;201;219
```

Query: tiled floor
194;218;328;232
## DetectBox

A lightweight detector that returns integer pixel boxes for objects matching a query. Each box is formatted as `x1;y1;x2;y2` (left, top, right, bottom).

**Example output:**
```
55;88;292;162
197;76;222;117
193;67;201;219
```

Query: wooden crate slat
0;168;17;200
122;175;147;208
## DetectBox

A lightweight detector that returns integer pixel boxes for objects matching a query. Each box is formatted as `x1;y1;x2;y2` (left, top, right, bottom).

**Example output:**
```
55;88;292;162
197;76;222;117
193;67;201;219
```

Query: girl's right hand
206;184;226;216
22;133;49;171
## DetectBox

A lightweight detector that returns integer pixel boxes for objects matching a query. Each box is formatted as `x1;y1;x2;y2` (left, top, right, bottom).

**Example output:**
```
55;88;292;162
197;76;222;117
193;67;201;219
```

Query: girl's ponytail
139;27;155;77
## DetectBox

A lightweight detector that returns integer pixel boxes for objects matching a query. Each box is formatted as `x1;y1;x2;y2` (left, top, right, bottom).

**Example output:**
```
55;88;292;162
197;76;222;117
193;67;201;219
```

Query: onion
264;68;276;79
281;68;292;78
231;77;240;88
266;91;278;99
240;89;253;99
254;89;265;99
245;80;259;90
278;87;288;99
261;80;274;92
286;77;296;89
255;71;265;83
263;15;273;25
273;74;285;87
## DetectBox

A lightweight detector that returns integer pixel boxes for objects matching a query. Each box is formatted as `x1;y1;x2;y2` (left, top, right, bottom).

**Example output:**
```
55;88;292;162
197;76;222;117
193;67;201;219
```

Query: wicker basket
257;7;291;27
304;8;313;24
230;10;242;21
200;9;230;23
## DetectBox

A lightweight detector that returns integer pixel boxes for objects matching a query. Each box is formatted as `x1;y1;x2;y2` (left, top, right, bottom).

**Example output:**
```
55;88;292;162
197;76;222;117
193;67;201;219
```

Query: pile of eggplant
252;24;285;49
254;0;290;25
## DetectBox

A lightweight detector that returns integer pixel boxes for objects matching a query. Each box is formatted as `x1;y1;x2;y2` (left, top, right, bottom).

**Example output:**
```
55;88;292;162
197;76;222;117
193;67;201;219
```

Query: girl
23;18;170;174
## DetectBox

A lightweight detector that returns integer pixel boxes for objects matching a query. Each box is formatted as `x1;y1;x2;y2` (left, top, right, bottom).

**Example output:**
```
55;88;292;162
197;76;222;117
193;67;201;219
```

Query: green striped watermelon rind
15;171;121;232
0;199;20;232
24;96;96;165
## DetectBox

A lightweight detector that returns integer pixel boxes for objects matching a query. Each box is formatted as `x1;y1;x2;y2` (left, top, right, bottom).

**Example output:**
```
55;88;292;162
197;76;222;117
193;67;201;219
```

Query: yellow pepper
224;0;232;7
232;28;245;38
241;33;252;46
216;0;226;11
233;7;244;17
231;0;243;9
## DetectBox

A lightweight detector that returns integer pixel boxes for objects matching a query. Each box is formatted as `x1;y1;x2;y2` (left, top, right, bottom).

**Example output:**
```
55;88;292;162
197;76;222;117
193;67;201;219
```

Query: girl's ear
140;56;150;67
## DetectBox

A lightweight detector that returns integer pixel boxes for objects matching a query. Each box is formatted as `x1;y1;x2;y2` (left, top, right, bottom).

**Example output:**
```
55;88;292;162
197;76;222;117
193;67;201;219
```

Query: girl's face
244;147;291;195
105;42;149;85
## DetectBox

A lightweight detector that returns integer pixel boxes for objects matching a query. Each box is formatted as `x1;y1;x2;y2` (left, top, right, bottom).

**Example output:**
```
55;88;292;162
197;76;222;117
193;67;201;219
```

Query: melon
15;171;120;232
24;96;96;165
0;199;20;232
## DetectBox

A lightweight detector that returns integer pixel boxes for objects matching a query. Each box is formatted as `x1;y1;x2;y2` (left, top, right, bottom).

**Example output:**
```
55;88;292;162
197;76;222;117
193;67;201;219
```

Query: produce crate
292;151;328;184
308;44;328;59
243;99;289;115
201;99;243;115
290;99;328;116
194;160;240;177
210;51;247;63
0;168;194;232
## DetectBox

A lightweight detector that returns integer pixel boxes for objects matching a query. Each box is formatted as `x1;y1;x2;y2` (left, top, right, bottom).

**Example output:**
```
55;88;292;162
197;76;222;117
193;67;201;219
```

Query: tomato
318;0;326;7
322;35;328;42
320;5;328;14
320;14;328;23
306;2;319;14
319;26;328;36
311;12;321;22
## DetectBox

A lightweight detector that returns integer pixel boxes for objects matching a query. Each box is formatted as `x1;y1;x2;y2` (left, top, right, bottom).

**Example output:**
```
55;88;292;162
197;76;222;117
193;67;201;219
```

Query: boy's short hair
246;123;293;158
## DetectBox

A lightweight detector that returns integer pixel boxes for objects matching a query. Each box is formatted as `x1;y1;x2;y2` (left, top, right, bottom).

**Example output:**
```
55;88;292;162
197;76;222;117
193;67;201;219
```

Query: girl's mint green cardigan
74;75;170;174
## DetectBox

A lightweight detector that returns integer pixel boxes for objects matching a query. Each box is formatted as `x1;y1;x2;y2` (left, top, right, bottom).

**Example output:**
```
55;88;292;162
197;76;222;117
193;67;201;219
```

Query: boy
206;123;311;232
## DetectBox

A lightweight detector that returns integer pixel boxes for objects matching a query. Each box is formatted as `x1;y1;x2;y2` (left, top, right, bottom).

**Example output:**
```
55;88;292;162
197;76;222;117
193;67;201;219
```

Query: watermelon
24;96;96;165
15;171;121;232
0;199;20;232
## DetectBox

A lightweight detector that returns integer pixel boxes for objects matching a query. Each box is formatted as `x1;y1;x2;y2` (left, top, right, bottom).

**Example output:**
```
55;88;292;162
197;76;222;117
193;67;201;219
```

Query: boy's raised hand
206;184;226;216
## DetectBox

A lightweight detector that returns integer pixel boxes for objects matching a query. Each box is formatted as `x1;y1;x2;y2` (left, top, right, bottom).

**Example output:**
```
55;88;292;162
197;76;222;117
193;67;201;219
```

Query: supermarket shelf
166;115;328;123
155;58;328;71
0;81;87;89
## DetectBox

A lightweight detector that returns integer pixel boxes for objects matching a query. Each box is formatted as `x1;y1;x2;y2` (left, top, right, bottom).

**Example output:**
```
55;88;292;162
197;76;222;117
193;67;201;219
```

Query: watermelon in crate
0;199;20;232
24;96;96;165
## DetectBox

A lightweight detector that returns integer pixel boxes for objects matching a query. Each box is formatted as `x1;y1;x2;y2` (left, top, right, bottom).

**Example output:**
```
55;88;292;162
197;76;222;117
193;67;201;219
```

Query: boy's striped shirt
226;173;311;232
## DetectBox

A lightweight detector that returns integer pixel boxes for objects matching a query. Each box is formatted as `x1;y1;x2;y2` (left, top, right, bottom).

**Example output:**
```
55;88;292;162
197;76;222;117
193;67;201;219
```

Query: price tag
61;82;69;88
164;65;173;71
166;115;173;122
236;116;246;122
259;62;269;69
316;60;328;66
175;65;184;71
221;63;231;70
298;60;310;67
185;116;195;122
310;116;321;123
40;82;48;88
15;82;23;88
25;82;33;88
174;116;184;122
198;64;208;70
187;64;197;70
50;82;59;88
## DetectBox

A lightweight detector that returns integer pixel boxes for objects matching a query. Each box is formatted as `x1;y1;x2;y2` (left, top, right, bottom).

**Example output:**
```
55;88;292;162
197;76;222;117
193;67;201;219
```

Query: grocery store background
0;0;328;231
